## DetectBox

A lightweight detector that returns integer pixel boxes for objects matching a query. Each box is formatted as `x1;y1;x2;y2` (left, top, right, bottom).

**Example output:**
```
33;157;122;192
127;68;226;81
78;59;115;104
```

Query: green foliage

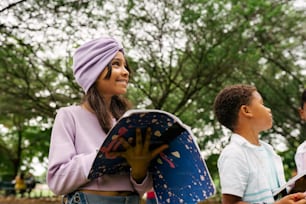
0;125;51;177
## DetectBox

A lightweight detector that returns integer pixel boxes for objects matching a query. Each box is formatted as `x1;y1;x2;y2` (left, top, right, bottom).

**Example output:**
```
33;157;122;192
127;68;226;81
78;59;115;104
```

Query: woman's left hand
110;127;169;183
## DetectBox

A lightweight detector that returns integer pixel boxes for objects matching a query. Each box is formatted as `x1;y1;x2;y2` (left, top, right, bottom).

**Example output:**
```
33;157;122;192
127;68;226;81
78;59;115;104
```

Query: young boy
213;84;306;204
296;89;306;173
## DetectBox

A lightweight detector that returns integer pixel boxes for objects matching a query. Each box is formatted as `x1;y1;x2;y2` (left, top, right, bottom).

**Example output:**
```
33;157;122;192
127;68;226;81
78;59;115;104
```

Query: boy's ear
298;107;306;121
240;105;252;116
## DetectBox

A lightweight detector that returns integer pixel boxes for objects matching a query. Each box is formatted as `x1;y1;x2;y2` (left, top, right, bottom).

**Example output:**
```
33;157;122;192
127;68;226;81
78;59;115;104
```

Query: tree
116;0;306;159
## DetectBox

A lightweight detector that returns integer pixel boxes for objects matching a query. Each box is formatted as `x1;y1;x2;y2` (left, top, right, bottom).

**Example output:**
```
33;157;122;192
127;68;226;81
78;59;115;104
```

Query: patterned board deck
88;109;216;204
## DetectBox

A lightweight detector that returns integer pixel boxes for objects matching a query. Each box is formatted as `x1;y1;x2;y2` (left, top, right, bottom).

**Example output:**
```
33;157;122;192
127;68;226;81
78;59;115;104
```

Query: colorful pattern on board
88;111;178;177
87;110;216;204
151;131;215;204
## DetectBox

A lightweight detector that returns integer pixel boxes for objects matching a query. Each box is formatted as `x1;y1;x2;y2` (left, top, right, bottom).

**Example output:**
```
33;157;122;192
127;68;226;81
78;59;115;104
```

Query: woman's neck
82;99;113;117
82;101;94;113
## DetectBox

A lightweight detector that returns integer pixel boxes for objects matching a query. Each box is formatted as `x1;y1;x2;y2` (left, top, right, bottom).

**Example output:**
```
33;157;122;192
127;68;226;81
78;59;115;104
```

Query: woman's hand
110;127;169;183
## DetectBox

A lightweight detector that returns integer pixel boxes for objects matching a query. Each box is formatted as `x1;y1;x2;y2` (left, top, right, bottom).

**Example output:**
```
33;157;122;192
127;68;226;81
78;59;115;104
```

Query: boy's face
298;102;306;121
247;91;273;131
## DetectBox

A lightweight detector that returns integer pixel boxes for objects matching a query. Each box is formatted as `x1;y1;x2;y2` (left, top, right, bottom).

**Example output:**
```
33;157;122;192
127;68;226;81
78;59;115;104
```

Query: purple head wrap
73;37;124;93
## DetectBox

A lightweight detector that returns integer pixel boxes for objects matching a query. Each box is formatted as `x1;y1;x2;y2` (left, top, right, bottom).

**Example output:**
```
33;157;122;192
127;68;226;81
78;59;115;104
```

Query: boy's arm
222;194;248;204
223;193;306;204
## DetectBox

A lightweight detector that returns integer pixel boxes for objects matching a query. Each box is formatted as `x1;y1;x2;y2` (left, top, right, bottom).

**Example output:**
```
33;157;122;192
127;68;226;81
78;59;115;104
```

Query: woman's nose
121;66;129;76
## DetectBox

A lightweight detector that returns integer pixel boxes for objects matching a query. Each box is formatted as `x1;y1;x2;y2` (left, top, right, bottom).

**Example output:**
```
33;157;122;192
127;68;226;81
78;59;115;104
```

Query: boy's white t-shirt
295;141;306;173
258;145;280;192
218;134;286;204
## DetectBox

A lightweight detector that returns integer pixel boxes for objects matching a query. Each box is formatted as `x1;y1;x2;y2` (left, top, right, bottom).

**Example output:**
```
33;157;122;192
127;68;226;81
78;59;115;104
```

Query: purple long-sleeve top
47;105;152;196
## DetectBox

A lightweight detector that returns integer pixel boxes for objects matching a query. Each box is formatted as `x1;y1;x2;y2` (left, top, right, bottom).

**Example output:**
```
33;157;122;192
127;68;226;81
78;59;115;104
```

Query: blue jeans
146;198;157;204
66;191;140;204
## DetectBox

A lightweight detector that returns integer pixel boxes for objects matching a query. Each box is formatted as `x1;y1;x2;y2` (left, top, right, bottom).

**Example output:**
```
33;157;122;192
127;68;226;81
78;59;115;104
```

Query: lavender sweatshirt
47;105;152;196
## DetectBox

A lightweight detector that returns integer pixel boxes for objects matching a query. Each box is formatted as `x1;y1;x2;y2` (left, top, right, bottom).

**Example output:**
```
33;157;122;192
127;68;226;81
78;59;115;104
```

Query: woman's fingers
143;127;151;152
111;127;169;162
293;192;306;201
118;136;131;150
151;144;169;159
135;128;143;154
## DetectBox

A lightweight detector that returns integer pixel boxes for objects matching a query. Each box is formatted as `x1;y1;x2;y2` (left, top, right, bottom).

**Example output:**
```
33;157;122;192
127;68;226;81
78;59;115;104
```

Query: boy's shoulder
225;133;249;147
220;134;247;156
221;134;273;157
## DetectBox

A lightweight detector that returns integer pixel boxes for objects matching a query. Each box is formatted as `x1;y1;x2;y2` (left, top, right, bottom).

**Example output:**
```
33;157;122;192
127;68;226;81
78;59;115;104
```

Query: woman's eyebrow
112;57;124;61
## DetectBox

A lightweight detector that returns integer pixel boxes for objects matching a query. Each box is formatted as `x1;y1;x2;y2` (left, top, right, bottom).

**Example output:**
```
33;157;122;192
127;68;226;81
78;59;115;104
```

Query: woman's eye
112;61;120;66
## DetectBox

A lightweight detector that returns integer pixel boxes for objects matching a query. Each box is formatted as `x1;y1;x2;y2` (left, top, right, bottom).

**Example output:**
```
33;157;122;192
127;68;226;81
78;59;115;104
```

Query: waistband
79;189;138;196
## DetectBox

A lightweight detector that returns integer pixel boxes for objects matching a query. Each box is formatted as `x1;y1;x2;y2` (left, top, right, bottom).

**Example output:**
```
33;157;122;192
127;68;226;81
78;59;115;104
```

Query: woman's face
96;51;129;97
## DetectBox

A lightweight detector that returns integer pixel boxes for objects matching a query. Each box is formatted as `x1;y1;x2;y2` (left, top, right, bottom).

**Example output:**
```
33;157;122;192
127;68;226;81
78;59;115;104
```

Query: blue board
88;109;216;204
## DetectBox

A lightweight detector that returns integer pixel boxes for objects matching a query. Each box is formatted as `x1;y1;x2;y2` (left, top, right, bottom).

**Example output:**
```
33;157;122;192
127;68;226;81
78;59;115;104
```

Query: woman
47;37;168;204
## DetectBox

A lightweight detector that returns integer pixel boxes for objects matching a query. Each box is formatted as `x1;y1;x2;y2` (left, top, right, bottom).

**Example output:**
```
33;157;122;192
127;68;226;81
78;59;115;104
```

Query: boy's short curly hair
301;89;306;109
213;84;257;131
